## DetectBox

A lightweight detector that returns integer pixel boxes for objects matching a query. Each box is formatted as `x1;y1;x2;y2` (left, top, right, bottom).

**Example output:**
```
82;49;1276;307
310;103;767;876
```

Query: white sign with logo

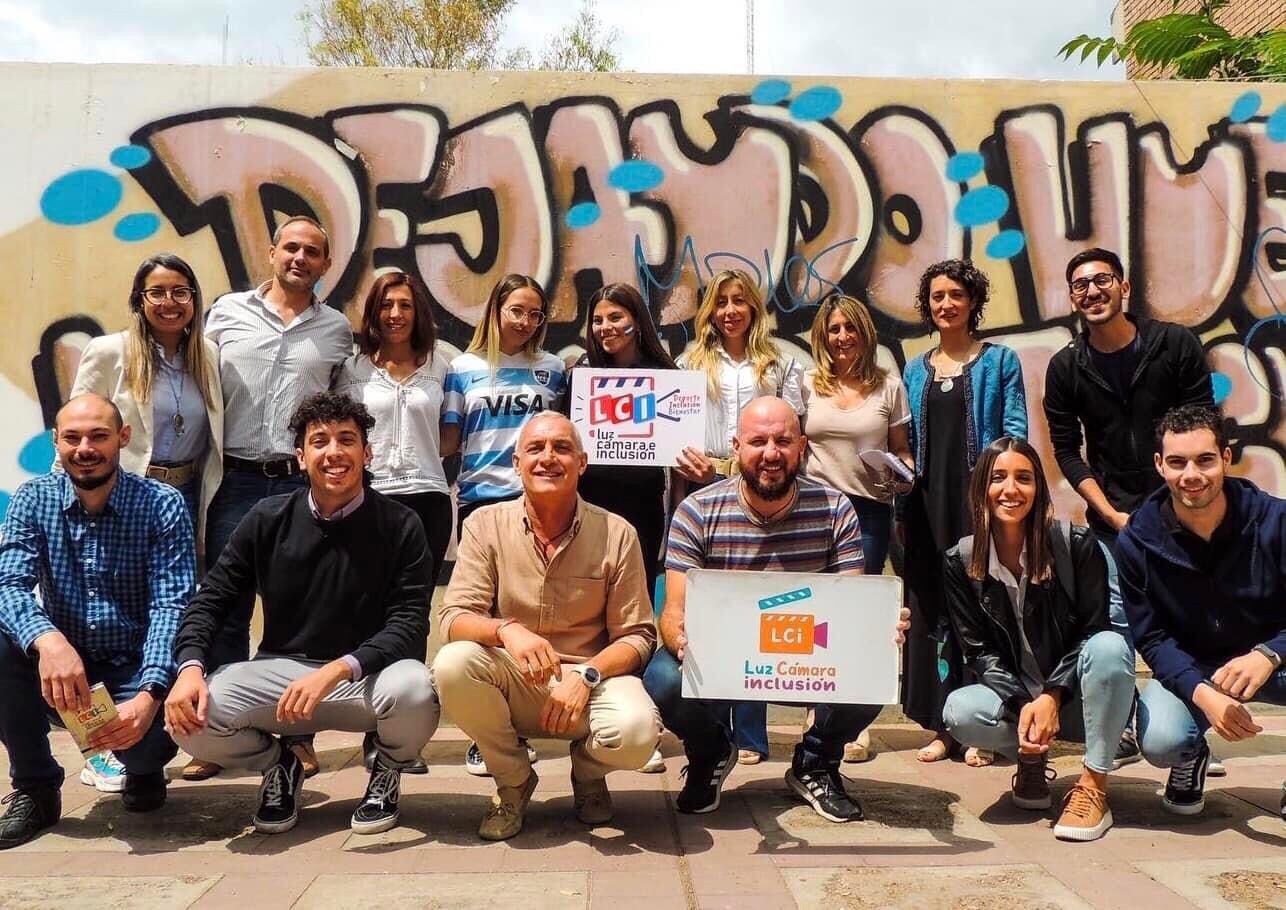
568;368;706;466
681;569;902;705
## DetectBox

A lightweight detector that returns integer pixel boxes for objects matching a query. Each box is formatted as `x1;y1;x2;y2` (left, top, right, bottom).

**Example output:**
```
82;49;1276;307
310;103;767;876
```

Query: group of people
0;217;1282;851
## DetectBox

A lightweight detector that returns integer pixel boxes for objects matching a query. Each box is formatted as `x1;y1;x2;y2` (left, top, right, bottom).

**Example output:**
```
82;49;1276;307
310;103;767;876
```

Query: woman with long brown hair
941;437;1133;842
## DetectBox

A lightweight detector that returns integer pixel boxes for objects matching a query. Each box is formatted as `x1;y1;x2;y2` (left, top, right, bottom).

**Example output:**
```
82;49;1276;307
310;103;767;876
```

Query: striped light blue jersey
443;351;567;503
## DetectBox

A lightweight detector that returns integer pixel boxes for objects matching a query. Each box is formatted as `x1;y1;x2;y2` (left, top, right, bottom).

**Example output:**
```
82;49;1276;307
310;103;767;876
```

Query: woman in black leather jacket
940;437;1134;843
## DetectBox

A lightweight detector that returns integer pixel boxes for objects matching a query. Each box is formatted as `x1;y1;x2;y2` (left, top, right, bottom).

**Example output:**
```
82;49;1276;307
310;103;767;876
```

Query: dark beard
743;464;797;501
67;467;115;490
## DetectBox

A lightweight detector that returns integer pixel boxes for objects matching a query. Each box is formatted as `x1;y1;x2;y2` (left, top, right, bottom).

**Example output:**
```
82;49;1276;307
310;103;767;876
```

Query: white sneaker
639;748;666;773
465;739;538;777
80;752;126;793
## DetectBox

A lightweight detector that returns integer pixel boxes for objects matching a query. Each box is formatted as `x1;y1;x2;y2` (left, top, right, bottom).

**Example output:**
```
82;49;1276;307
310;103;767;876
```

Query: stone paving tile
293;871;590;908
1135;855;1286;909
780;863;1096;909
0;874;221;909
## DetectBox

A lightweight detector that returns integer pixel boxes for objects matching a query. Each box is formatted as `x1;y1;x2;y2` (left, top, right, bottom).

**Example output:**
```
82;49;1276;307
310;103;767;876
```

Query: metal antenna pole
746;0;755;74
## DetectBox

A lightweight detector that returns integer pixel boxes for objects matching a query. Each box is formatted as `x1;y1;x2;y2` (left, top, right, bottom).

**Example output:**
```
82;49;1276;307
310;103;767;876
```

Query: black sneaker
1112;728;1141;770
465;739;537;777
351;758;402;834
254;744;305;834
785;766;865;823
0;788;60;850
363;732;428;775
1162;741;1210;816
675;738;737;814
121;772;167;812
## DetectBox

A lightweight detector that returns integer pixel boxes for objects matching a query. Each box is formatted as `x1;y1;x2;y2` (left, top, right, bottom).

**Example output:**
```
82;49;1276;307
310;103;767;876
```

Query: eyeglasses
143;287;195;305
503;305;546;325
1069;273;1118;298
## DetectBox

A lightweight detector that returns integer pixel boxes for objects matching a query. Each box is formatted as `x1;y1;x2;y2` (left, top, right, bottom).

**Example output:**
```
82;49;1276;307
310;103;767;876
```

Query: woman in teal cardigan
899;259;1028;765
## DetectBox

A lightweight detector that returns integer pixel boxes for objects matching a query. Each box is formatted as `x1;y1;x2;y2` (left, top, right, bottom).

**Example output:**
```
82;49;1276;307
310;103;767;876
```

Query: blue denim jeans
203;468;307;670
1138;666;1286;768
0;633;177;791
644;647;880;770
847;495;893;576
941;630;1135;772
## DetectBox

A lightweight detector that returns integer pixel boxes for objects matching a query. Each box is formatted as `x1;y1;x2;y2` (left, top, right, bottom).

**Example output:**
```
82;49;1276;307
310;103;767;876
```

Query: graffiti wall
3;64;1286;520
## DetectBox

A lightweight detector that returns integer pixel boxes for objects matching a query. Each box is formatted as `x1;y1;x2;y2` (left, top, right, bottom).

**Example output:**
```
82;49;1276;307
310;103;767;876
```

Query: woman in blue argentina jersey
442;274;567;538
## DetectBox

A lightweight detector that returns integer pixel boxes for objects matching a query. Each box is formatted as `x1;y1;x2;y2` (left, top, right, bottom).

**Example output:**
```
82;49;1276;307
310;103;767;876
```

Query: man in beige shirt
433;412;660;841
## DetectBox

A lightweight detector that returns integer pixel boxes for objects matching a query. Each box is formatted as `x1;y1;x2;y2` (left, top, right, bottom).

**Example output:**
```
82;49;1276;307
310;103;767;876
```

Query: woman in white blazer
71;253;224;564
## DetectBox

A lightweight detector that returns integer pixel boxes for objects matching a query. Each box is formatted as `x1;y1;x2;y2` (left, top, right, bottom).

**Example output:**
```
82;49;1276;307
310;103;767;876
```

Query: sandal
916;736;952;763
964;747;995;767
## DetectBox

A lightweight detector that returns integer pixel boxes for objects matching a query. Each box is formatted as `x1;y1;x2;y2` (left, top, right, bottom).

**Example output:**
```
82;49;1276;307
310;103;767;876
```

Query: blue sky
0;0;1124;79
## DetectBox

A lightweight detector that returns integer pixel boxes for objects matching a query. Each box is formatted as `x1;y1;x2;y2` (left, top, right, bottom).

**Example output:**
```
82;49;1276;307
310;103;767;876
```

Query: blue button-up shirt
0;471;195;690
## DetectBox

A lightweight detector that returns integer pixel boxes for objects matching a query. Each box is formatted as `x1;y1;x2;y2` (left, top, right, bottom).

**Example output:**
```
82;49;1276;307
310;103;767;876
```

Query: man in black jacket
1044;248;1214;543
164;393;438;836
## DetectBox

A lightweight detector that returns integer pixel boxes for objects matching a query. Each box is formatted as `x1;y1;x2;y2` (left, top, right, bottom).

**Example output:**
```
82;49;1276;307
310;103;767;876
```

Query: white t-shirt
801;370;911;503
678;345;805;457
336;349;450;496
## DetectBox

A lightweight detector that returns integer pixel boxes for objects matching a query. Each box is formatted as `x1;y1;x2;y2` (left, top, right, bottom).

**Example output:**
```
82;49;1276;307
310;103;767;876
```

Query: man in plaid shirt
0;393;195;849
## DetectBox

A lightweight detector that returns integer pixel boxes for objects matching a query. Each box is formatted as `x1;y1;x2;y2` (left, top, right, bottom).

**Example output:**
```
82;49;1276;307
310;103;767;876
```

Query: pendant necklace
166;362;186;436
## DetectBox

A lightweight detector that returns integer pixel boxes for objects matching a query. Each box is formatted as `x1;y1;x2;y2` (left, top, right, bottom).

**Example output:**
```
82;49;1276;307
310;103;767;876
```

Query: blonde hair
808;294;887;398
123;254;215;407
685;269;781;401
466;273;550;369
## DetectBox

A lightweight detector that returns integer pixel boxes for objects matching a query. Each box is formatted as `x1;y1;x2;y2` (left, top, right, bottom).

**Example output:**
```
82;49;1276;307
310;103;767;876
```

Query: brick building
1112;0;1286;78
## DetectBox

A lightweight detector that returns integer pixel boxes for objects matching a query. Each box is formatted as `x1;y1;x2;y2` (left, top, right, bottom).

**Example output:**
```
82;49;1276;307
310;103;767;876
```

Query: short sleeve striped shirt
666;476;864;574
442;350;567;503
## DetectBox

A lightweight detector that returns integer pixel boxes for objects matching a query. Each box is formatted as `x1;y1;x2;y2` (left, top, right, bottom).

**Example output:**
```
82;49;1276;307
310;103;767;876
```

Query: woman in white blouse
338;271;451;585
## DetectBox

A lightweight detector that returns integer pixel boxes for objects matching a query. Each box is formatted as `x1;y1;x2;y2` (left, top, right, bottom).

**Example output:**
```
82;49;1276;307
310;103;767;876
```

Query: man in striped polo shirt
644;397;909;823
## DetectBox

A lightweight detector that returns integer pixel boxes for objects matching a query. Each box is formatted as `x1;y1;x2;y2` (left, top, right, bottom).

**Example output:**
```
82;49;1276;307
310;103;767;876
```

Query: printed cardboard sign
568;368;706;466
681;569;902;705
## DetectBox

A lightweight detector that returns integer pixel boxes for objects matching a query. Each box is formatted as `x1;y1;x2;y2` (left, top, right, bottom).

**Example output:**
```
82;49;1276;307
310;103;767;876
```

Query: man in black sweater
164;392;438;836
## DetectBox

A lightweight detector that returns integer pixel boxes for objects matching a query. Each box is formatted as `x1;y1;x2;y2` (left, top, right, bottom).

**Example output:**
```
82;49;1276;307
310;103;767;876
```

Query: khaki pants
433;642;660;788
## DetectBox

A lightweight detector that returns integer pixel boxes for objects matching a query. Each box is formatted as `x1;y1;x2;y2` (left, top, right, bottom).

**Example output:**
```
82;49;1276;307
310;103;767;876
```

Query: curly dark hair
915;259;990;336
1155;404;1227;454
289;392;376;449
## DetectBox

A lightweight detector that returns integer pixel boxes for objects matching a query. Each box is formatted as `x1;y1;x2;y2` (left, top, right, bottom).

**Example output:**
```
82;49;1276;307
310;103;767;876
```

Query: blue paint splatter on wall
109;144;153;169
40;169;123;225
18;432;54;475
788;86;842;122
986;230;1026;260
944;151;985;182
1268;105;1286;143
607;160;664;193
1229;92;1261;124
750;79;792;105
113;212;161;242
954;185;1010;227
1211;371;1233;404
0;491;10;522
565;202;602;229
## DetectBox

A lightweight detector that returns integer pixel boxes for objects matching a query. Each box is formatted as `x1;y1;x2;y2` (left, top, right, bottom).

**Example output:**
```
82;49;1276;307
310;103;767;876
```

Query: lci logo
589;375;657;439
757;586;829;655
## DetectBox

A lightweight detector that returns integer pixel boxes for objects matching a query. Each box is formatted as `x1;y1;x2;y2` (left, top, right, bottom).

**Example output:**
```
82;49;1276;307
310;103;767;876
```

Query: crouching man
165;392;439;835
433;413;661;841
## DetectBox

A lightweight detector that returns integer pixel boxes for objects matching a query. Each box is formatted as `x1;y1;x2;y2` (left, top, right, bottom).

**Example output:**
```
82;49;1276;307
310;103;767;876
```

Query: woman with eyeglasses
70;253;224;546
942;437;1133;842
676;268;805;767
900;259;1027;766
337;271;452;587
68;253;224;795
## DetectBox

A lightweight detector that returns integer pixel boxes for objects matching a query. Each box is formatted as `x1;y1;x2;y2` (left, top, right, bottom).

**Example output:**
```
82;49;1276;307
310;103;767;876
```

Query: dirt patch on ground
821;868;1070;910
1213;870;1286;909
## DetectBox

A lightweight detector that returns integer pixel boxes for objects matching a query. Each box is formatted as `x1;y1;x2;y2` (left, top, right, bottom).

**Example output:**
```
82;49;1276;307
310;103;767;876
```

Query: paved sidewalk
1;710;1284;910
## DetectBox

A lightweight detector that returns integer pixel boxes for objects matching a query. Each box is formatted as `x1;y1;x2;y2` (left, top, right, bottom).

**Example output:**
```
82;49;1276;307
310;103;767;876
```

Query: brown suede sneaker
288;742;320;779
479;771;539;841
572;776;613;825
1011;753;1055;810
181;758;222;782
1054;783;1113;842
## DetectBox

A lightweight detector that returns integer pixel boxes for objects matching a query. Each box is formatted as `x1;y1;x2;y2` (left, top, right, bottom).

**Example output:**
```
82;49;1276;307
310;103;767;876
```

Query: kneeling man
433;412;660;841
1119;405;1286;819
166;392;438;835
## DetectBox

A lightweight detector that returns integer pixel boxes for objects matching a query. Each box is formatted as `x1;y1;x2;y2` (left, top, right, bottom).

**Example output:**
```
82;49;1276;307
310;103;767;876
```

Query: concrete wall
3;64;1285;521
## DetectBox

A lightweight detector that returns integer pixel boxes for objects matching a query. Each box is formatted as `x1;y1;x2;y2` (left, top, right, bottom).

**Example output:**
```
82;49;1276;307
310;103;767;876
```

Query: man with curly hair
165;392;438;836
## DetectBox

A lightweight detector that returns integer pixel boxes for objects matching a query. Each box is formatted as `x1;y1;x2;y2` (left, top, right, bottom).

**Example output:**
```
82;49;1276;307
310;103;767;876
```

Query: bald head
737;396;800;439
56;393;123;431
514;411;587;501
519;411;583;453
733;396;805;502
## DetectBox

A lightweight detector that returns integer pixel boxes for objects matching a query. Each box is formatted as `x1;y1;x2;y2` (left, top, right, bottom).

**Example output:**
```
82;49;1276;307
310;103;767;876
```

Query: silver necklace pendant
939;377;954;392
172;413;185;436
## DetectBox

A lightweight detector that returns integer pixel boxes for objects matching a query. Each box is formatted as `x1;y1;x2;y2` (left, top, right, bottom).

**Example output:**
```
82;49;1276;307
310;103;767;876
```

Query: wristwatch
570;665;602;689
1254;644;1283;669
141;683;167;701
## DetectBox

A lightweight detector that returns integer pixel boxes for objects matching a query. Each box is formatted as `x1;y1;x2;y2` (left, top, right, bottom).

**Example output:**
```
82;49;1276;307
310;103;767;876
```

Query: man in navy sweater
1118;405;1286;819
165;392;438;836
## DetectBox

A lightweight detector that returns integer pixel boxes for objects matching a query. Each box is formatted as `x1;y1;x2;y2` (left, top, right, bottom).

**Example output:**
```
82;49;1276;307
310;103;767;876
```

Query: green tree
300;0;620;71
1060;0;1286;80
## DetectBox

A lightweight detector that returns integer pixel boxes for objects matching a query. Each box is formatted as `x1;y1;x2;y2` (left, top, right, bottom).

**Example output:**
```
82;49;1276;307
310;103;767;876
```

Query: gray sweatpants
177;655;440;772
